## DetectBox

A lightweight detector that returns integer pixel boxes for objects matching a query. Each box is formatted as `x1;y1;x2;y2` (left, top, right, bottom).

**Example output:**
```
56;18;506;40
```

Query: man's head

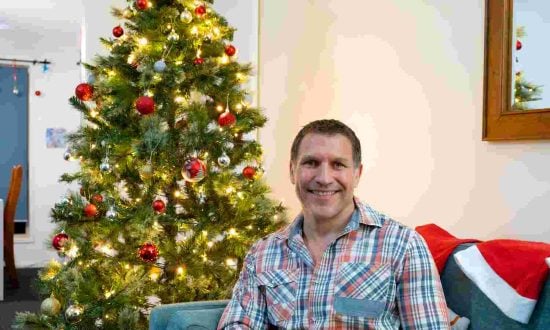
290;119;362;168
289;119;363;223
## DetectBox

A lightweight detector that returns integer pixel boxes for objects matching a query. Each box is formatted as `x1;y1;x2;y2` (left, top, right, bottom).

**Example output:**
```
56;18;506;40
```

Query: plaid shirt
218;199;450;329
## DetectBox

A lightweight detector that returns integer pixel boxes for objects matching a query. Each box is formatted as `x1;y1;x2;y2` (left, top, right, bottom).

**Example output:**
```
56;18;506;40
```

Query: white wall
259;0;550;242
1;1;84;267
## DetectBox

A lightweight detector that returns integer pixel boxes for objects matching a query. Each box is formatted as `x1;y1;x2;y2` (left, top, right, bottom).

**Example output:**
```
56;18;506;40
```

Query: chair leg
4;243;19;289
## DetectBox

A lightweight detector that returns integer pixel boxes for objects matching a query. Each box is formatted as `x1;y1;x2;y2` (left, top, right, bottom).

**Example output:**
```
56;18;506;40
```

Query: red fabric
415;223;480;273
477;239;550;299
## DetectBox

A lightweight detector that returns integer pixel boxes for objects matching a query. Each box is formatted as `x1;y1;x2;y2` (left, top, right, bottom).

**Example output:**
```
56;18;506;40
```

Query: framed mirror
483;0;550;140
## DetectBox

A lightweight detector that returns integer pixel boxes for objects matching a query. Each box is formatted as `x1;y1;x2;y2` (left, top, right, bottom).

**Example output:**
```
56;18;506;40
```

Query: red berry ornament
75;83;93;101
35;90;42;96
138;242;159;262
52;233;69;250
193;57;204;65
218;111;236;127
182;158;207;182
113;26;124;38
243;166;256;180
195;5;206;17
152;199;166;213
92;194;103;204
84;204;98;217
136;96;155;115
516;39;522;51
224;45;236;57
136;0;148;10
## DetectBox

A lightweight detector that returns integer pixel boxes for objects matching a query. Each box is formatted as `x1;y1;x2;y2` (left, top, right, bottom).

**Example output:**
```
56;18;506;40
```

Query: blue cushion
441;243;550;329
150;300;229;330
166;308;226;330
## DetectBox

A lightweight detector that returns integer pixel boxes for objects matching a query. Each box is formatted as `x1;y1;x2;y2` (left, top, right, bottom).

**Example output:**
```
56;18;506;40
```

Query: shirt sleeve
217;244;268;329
397;231;451;329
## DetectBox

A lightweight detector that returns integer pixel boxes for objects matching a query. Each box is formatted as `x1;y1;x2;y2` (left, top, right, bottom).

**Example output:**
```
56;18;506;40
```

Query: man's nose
315;163;332;185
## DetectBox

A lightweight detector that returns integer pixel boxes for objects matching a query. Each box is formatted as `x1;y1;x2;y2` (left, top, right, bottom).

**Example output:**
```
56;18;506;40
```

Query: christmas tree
513;26;543;110
14;0;285;328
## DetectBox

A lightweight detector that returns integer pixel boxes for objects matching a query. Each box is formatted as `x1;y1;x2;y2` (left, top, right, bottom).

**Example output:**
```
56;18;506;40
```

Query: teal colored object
150;300;228;330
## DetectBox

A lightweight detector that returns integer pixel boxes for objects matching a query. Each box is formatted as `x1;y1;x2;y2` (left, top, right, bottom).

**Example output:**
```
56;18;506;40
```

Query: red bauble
224;45;236;57
218;111;236;127
243;166;256;180
35;90;42;96
193;57;204;65
182;158;207;182
75;83;93;101
152;199;166;213
84;204;98;217
136;96;155;115
113;25;124;38
138;242;159;262
52;233;69;250
136;0;148;10
195;5;206;17
516;39;522;51
92;194;103;204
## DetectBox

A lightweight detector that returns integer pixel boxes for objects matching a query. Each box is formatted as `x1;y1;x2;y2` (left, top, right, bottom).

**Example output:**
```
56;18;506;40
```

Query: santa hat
454;239;550;324
415;223;480;273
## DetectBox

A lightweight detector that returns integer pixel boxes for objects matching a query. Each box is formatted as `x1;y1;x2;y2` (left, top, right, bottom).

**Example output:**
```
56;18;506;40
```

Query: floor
0;268;41;330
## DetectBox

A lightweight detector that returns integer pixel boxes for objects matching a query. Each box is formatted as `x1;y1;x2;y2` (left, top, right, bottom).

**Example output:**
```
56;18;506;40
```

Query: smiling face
290;133;363;224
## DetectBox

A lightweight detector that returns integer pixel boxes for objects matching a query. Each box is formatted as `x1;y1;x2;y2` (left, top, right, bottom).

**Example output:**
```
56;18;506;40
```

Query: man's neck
302;203;355;243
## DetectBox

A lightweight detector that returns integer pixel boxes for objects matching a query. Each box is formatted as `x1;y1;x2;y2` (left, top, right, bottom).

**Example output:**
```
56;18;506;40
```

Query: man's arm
217;247;268;329
397;232;451;329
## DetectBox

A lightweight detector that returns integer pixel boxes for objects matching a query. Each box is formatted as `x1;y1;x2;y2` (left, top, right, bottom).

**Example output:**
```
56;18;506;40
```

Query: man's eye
334;162;346;168
303;160;317;166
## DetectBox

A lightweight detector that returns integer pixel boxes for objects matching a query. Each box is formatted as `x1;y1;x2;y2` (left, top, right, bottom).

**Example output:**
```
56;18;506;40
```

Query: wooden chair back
4;164;23;288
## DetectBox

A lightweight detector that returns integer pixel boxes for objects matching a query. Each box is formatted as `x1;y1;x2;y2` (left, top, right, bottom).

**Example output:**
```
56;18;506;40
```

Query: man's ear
353;164;363;188
289;161;296;184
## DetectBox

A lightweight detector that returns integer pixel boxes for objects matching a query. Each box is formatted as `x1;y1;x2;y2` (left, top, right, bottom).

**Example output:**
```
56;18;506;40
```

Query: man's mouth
309;190;338;196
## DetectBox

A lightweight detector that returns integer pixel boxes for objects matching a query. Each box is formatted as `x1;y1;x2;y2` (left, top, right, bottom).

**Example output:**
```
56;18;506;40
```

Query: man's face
290;133;362;223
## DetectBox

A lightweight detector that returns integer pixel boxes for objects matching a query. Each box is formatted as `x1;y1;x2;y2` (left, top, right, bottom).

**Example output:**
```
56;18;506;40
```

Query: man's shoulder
246;225;291;255
358;201;418;239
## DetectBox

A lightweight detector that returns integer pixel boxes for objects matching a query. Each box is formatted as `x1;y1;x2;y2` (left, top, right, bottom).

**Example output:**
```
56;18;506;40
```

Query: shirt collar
275;197;383;241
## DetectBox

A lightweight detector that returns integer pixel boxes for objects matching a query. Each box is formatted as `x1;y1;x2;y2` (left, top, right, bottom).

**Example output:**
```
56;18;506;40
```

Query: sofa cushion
166;307;226;330
441;243;550;329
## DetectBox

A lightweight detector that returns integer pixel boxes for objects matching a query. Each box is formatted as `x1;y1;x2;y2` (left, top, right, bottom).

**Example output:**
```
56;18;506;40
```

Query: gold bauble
40;296;61;316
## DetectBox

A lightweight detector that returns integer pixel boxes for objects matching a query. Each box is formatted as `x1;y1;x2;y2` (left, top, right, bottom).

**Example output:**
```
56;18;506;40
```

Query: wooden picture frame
483;0;550;140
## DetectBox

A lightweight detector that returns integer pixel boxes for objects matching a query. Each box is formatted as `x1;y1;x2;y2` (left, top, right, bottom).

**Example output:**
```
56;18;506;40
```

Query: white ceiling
0;0;84;57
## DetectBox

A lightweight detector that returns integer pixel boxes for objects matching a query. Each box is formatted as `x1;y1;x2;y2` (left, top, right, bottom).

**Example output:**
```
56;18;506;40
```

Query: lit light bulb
139;38;148;46
191;26;199;35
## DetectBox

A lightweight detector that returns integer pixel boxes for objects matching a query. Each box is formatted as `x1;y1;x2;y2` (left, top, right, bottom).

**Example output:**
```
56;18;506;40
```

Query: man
218;119;450;329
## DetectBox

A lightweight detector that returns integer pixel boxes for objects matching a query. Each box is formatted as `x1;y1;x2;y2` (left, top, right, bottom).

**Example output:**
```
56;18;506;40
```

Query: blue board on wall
0;65;29;225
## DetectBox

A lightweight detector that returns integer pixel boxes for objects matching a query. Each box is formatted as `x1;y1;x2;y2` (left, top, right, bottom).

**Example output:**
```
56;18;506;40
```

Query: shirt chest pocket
256;268;299;325
334;262;391;319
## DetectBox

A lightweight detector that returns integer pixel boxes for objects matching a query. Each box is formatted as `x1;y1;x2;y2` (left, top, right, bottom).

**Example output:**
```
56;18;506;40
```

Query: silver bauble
95;318;104;328
100;158;111;172
63;150;72;161
167;30;180;41
180;9;193;23
154;60;166;72
217;152;230;167
106;207;117;220
65;304;84;324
